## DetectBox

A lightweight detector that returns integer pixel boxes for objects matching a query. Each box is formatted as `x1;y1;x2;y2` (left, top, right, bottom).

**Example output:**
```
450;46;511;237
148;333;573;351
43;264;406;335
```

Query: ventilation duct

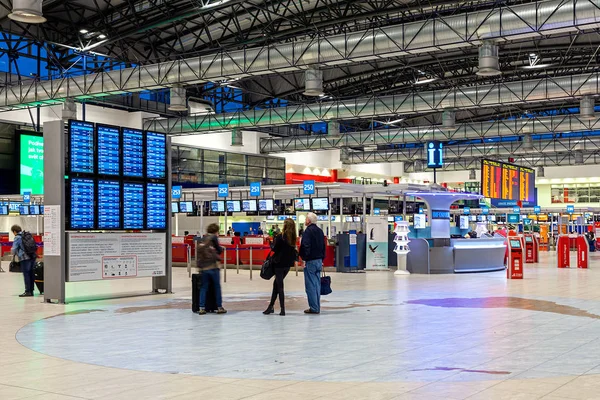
469;170;476;180
168;85;187;112
442;110;456;131
522;134;533;150
61;99;76;121
476;41;501;76
231;129;243;146
538;167;545;178
580;96;596;120
8;0;46;23
575;151;584;164
414;160;423;172
328;121;340;135
304;69;324;96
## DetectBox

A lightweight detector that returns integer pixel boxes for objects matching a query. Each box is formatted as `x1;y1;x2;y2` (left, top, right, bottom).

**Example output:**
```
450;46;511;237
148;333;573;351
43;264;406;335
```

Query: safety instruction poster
67;233;166;282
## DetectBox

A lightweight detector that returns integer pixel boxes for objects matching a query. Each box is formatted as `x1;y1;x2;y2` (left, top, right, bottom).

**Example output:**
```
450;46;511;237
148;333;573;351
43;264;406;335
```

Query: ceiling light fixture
522;63;553;70
201;0;231;9
98;34;107;39
414;77;437;85
79;29;89;34
8;0;46;23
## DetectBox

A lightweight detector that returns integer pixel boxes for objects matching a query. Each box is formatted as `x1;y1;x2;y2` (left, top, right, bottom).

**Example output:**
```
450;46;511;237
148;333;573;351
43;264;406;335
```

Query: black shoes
280;310;286;316
19;292;33;297
263;307;274;315
304;309;320;314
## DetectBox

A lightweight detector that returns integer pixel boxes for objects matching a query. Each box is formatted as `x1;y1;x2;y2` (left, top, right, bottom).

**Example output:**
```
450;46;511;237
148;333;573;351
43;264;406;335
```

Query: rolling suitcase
34;261;44;294
191;272;218;313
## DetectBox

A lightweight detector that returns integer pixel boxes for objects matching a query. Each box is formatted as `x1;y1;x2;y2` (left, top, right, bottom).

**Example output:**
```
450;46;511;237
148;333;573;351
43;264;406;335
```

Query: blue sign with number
250;182;261;197
218;184;229;198
23;192;31;205
373;208;380;215
303;180;315;195
463;207;470;215
172;186;182;199
513;206;520;213
534;206;541;214
426;141;444;168
481;206;489;215
395;216;404;222
567;205;574;214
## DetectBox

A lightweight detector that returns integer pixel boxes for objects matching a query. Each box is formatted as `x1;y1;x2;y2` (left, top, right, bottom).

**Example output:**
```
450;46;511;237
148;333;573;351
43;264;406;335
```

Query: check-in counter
451;238;506;273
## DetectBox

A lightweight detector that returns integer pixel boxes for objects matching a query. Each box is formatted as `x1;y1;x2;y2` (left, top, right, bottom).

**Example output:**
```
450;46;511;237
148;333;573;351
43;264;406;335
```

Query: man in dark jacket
198;223;227;315
299;213;325;314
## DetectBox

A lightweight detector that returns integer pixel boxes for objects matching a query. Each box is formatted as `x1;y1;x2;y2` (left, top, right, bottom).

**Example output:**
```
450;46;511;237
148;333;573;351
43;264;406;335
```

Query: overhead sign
431;210;450;219
426;141;443;168
481;159;535;204
373;208;380;215
534;206;541;214
303;180;315;195
218;184;229;198
507;214;520;223
23;192;31;205
567;205;574;214
250;182;261;197
171;186;182;199
481;206;489;215
463;207;470;215
513;206;520;214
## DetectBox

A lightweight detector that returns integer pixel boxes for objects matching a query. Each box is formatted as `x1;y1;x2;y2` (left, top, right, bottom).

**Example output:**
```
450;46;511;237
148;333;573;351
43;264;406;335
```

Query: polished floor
3;253;600;399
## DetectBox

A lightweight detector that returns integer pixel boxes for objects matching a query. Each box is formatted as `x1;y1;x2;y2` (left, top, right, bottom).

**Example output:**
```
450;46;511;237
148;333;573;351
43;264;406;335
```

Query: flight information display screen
19;205;29;215
69;120;95;174
0;205;7;215
122;128;144;178
146;182;166;229
123;182;144;230
481;159;535;203
97;125;120;176
98;180;121;229
146;132;167;179
70;178;95;229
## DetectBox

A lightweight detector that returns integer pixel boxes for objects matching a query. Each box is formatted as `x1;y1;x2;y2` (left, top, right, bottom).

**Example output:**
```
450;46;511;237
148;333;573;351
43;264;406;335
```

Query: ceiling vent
8;0;46;23
580;96;596;120
304;68;324;96
538;166;545;178
476;41;501;76
168;85;187;112
469;169;476;180
442;110;456;131
231;129;243;146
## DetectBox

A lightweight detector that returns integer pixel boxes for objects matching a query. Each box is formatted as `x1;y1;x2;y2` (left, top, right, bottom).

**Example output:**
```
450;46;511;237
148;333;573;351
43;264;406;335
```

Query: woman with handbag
263;218;297;316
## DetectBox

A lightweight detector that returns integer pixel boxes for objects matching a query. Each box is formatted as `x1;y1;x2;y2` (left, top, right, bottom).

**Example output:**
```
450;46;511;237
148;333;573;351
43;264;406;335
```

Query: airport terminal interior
5;0;600;399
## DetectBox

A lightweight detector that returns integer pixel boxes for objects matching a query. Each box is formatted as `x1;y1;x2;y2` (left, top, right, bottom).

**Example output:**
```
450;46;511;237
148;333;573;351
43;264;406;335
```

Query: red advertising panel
481;159;535;203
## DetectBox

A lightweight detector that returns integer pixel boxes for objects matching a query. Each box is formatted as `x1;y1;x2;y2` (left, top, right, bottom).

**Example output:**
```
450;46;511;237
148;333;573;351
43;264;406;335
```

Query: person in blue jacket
11;225;35;297
299;213;325;314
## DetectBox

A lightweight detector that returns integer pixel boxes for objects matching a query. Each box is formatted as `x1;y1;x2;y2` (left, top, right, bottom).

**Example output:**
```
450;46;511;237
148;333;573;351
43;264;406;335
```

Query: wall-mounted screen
277;215;286;221
259;199;273;211
40;205;44;214
19;132;44;195
311;198;329;211
69;120;95;174
122;128;144;178
227;200;241;212
146;182;167;230
490;215;497;222
171;202;179;213
413;214;426;229
242;200;257;212
29;205;40;215
345;216;353;222
459;215;470;230
0;205;7;215
211;200;225;213
179;201;194;213
294;198;310;211
97;125;120;176
353;216;361;222
70;178;95;229
123;182;144;230
146;131;167;180
97;180;121;229
19;205;29;215
481;159;535;203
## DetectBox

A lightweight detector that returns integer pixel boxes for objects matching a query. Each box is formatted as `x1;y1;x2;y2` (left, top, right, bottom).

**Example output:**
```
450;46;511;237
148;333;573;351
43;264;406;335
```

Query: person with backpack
197;223;227;315
11;225;37;297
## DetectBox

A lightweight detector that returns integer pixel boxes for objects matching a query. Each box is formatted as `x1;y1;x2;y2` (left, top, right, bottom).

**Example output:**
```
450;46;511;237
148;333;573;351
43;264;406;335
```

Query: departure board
69;120;95;174
122;128;144;178
123;183;144;230
146;182;167;229
70;178;95;229
97;125;120;176
481;159;535;203
98;180;121;229
146;132;167;179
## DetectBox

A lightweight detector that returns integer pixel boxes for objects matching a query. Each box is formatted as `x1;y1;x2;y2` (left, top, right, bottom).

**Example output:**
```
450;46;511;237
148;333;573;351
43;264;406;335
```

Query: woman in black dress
263;218;297;316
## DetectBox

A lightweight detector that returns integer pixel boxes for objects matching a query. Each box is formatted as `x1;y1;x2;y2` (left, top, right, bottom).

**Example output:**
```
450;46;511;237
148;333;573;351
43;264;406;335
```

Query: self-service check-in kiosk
524;234;538;263
557;235;570;268
507;236;524;279
576;235;588;269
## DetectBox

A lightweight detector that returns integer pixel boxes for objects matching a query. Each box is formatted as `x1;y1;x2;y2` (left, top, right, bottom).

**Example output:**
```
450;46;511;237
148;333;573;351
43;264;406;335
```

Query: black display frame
311;197;330;211
145;181;168;230
226;200;241;213
210;200;225;214
67;176;96;231
145;130;168;181
68;119;96;176
96;179;123;231
96;123;122;178
121;127;145;180
293;198;311;212
122;181;145;230
242;199;258;212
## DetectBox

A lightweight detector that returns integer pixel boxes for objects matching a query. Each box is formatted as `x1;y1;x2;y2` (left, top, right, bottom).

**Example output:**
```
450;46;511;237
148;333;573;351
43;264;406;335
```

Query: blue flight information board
97;125;120;176
146;132;167;179
70;178;95;229
146;182;166;229
98;180;121;229
123;128;144;178
70;120;95;174
124;183;144;230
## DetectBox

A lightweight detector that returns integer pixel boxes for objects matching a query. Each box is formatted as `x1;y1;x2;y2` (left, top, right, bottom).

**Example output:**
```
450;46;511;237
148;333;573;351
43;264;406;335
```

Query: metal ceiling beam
2;0;599;108
144;72;600;134
259;115;600;153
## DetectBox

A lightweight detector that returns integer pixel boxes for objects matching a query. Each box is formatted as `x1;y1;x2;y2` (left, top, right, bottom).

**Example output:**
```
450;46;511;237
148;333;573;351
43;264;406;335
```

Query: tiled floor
3;252;600;399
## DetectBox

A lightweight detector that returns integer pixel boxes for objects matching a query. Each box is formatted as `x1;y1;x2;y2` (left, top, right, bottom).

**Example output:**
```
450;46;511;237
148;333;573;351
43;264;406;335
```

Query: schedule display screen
146;132;167;179
259;199;273;211
29;205;40;215
481;159;535;203
70;178;95;229
123;183;144;230
179;201;194;213
242;200;257;212
98;180;121;229
211;201;225;212
311;198;329;211
19;205;29;215
227;200;241;212
69;120;95;174
122;128;144;178
97;125;120;176
0;205;7;215
146;183;167;229
294;198;311;211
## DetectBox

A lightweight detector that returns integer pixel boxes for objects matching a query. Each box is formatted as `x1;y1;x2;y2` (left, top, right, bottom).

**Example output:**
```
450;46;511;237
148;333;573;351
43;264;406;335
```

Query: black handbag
321;270;332;296
260;252;275;280
9;256;21;273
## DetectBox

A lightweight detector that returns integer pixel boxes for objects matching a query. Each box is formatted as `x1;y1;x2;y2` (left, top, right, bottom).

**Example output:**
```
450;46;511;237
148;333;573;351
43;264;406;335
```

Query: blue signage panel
146;132;167;180
69;120;95;174
172;186;182;199
98;180;121;229
123;183;144;230
97;125;120;176
431;210;450;219
23;192;30;205
507;214;520;224
513;206;521;213
533;206;541;214
426;141;443;168
122;128;144;178
218;184;229;198
70;178;95;229
481;206;489;215
373;208;380;215
303;180;315;195
394;216;404;222
250;182;261;197
463;207;470;215
567;205;574;214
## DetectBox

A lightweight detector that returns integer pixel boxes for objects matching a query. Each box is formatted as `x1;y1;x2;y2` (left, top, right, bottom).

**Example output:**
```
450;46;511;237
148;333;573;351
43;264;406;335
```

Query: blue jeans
199;268;222;309
304;259;322;312
21;259;35;294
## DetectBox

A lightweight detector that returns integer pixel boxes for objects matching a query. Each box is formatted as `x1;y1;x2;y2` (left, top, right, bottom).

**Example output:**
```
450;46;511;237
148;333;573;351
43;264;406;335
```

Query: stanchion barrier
223;248;227;283
249;247;253;281
576;235;588;269
236;245;239;274
557;235;570;268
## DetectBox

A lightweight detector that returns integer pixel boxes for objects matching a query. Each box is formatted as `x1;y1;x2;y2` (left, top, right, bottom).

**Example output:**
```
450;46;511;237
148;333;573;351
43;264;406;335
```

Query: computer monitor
19;205;29;215
226;200;241;212
311;198;329;211
211;200;225;213
171;202;179;213
0;205;8;215
510;239;521;248
294;198;311;211
242;199;257;212
29;205;40;215
258;199;274;211
179;201;194;213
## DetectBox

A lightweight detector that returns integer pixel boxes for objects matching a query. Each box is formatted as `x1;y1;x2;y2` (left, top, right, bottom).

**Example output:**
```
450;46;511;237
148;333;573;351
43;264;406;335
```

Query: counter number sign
463;207;470;215
481;206;489;215
303;180;315;195
250;182;261;197
374;208;380;215
513;206;520;214
534;206;541;214
172;186;182;199
218;184;229;198
23;192;31;205
567;205;574;214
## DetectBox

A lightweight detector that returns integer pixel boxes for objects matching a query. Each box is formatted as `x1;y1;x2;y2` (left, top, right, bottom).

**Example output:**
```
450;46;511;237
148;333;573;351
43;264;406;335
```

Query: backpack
196;236;219;268
20;231;38;259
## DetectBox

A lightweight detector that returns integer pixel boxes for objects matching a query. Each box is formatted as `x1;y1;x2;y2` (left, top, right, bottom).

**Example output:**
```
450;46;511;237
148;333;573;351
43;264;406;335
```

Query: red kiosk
507;236;524;279
557;235;571;268
524;234;539;263
576;235;588;269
